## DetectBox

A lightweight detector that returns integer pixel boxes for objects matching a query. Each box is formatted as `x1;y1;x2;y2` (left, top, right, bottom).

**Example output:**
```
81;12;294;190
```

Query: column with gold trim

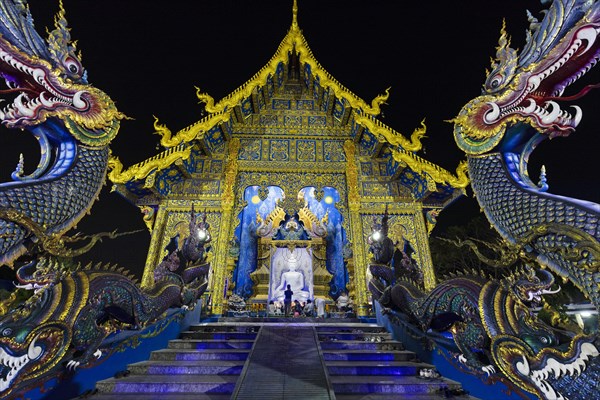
211;138;241;315
415;206;437;290
141;205;168;289
343;140;368;316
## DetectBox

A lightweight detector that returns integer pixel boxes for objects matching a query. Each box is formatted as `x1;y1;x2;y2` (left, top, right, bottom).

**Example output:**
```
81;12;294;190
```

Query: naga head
0;0;123;178
453;1;600;155
14;257;67;291
504;266;560;305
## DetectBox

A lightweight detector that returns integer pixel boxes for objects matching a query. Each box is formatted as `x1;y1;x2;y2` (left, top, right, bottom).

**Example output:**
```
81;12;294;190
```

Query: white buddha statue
272;261;310;302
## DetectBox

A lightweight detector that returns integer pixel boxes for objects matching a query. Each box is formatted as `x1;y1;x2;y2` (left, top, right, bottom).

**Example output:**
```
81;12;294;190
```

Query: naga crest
453;1;600;154
0;1;123;147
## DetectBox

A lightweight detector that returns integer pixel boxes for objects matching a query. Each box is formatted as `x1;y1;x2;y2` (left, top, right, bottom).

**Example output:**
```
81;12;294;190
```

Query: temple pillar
225;254;238;299
414;205;437;290
141;205;168;289
211;138;240;315
343;140;369;316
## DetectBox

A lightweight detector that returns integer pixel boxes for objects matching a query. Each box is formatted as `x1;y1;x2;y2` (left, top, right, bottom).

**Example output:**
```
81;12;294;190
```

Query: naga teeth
14;93;34;117
571;105;582;127
528;75;541;92
576;26;598;54
39;91;54;108
0;347;30;392
523;98;537;113
32;68;45;84
539;101;560;124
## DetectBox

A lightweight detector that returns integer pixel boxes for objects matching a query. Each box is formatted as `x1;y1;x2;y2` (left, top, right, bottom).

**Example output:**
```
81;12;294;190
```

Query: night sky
0;0;598;278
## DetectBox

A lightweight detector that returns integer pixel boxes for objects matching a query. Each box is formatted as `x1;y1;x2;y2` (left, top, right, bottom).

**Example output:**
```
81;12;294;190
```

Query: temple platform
216;316;371;324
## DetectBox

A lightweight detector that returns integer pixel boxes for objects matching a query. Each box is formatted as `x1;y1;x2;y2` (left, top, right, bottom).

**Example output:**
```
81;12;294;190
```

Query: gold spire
292;0;299;30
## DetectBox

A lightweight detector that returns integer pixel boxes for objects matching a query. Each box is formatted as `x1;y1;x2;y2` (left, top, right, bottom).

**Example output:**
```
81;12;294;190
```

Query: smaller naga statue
367;209;397;301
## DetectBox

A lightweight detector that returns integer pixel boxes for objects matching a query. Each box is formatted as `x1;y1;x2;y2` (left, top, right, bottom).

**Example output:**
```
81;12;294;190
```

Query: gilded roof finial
292;0;299;29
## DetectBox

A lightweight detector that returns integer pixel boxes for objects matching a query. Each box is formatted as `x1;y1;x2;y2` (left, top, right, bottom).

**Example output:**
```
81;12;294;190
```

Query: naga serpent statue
0;1;209;398
371;1;600;399
453;0;600;313
449;1;600;397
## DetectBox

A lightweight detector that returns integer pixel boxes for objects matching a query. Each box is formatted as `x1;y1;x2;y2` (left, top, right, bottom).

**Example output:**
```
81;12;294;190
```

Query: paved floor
232;325;335;399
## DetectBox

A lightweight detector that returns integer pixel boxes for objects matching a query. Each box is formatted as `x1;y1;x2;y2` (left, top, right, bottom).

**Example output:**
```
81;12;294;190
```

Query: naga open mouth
0;336;43;393
0;44;89;127
515;341;600;400
484;25;600;136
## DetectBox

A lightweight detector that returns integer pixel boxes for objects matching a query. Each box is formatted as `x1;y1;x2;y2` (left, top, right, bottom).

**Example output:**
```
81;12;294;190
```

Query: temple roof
109;1;467;207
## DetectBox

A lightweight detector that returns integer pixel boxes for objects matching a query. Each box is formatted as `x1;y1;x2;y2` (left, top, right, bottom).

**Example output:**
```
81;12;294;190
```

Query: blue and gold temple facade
109;2;467;316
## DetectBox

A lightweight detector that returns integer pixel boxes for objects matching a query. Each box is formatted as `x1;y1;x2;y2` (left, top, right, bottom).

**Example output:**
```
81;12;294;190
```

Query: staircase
90;323;259;399
87;318;476;400
317;323;473;399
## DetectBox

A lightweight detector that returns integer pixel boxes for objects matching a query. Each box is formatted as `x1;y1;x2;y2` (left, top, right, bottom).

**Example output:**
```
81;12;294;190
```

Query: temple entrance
232;185;343;305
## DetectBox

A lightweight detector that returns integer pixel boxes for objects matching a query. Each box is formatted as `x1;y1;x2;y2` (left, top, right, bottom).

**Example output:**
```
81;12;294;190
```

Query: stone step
188;324;260;333
95;374;238;394
150;348;250;361
128;360;245;375
89;394;231;400
330;375;463;395
168;339;255;350
318;332;392;341
179;330;258;340
325;360;433;376
216;316;365;323
335;394;476;400
315;326;389;333
320;340;403;351
322;349;416;362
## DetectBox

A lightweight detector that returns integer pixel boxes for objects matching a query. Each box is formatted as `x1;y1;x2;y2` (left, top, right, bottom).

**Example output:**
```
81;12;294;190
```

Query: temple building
108;1;466;317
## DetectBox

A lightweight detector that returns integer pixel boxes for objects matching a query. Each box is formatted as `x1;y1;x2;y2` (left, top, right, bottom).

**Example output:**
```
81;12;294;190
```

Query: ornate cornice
391;148;470;189
108;146;192;184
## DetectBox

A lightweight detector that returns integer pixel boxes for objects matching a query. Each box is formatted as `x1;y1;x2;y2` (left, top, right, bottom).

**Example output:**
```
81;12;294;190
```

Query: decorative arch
232;185;284;298
299;186;347;298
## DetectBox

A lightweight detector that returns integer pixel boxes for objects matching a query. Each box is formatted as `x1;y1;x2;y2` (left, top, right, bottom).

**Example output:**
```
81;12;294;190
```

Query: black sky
1;0;598;277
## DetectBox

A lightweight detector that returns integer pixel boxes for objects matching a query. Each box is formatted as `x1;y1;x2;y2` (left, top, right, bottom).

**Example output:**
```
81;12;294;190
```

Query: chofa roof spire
292;0;299;30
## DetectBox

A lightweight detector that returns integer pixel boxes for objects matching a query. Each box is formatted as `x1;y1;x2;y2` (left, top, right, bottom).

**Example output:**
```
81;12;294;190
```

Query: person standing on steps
284;284;293;317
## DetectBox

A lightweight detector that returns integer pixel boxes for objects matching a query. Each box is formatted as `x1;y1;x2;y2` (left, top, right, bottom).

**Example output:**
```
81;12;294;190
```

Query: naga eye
64;57;82;76
540;337;548;344
487;74;504;91
2;328;12;336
